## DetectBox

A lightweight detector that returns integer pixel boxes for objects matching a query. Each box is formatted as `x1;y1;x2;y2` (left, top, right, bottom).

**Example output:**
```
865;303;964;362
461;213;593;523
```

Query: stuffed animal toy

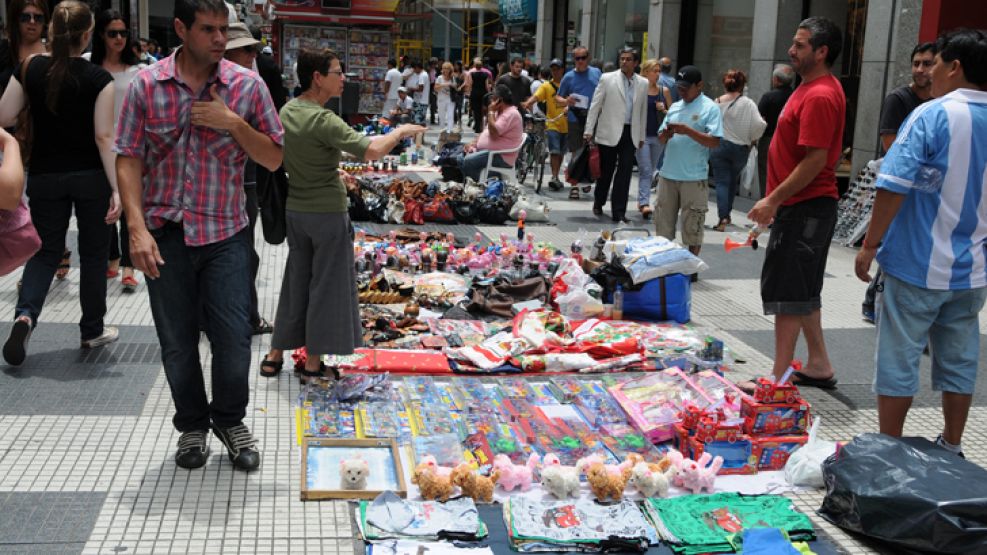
493;453;540;492
411;461;455;501
676;452;723;494
585;461;629;501
627;461;676;498
450;463;500;503
540;453;580;499
418;454;454;478
575;453;607;476
665;449;688;488
340;458;370;490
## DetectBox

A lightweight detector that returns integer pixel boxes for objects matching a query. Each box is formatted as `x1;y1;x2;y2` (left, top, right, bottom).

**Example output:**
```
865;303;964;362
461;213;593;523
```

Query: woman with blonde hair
0;0;120;365
636;58;673;219
434;61;455;133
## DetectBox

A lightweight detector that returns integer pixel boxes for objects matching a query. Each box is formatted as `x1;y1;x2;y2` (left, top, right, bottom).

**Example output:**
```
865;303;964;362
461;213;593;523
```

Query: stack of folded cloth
358;492;488;543
504;497;659;552
642;492;815;554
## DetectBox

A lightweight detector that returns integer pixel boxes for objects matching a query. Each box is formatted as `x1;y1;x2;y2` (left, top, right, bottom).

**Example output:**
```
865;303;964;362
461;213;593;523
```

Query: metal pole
445;9;451;60
477;9;485;60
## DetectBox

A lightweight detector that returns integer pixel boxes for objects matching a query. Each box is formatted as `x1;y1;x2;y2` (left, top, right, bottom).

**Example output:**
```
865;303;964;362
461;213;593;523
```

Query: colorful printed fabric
506;497;659;548
644;493;814;555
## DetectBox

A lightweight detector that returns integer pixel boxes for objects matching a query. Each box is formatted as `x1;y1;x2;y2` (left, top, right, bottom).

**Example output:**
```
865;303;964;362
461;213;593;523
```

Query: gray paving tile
0;492;105;548
0;323;160;416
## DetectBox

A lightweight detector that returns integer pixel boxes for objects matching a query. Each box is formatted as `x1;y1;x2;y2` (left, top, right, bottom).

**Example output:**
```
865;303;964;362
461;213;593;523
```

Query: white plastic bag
784;417;837;488
509;195;550;222
739;145;758;198
555;289;605;320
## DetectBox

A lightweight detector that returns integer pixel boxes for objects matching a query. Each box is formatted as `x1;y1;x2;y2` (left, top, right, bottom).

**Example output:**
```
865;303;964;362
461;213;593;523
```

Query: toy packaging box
688;437;759;475
741;398;811;435
755;435;809;470
607;369;712;443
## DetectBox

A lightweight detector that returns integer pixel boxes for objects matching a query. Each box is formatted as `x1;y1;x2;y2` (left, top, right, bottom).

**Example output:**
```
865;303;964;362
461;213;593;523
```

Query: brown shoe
712;218;730;232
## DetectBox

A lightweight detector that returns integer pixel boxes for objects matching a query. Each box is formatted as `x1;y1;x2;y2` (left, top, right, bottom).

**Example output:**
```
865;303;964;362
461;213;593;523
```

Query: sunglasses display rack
832;159;880;247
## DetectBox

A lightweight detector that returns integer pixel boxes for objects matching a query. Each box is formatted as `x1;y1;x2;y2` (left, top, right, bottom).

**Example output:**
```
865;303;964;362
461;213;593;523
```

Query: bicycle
516;112;567;193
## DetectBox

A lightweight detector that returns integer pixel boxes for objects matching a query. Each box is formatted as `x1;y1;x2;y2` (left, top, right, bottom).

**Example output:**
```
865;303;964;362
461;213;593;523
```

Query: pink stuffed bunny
493;453;540;492
677;452;723;494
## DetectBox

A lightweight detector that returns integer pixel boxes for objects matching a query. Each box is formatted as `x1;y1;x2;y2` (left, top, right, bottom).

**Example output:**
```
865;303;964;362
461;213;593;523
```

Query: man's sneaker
81;326;119;349
3;316;32;366
175;430;210;469
213;424;260;471
935;434;965;459
548;179;563;191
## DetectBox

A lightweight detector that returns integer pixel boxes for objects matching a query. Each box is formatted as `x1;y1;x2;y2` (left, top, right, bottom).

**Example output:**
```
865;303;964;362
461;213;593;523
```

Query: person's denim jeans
710;140;751;220
462;151;510;182
635;135;664;208
146;223;252;432
16;169;110;340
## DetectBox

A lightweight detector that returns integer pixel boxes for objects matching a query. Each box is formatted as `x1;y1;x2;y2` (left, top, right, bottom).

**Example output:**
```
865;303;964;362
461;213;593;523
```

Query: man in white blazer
585;47;649;222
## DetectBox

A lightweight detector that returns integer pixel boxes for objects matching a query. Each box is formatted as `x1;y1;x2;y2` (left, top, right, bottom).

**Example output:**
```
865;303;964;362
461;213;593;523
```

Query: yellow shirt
533;79;568;134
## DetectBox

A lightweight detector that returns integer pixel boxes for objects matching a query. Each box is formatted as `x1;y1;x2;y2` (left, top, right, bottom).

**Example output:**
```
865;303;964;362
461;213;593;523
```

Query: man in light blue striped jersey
855;29;987;459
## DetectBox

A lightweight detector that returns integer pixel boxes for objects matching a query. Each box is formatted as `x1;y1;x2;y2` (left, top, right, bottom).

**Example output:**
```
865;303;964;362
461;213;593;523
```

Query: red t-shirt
766;73;846;205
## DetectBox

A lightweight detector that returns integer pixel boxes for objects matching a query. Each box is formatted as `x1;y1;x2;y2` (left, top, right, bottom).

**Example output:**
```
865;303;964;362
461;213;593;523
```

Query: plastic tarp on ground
819;433;987;554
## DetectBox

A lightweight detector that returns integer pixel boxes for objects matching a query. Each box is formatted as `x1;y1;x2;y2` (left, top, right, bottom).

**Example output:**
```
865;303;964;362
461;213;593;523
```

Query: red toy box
755;435;809;470
741;397;811;435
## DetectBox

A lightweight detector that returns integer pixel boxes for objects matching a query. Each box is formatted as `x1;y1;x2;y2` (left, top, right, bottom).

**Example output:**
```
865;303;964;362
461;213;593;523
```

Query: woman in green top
261;48;423;378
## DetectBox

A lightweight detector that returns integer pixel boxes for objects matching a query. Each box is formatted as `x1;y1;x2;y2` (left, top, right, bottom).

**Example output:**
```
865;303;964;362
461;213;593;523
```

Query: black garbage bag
819;433;987;554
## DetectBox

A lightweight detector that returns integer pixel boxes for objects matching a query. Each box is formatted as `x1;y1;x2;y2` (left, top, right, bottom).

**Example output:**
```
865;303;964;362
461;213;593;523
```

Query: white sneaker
81;326;119;349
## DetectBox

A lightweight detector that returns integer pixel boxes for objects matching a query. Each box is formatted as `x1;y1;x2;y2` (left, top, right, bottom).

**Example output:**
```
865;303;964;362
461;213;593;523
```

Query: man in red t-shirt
748;16;846;386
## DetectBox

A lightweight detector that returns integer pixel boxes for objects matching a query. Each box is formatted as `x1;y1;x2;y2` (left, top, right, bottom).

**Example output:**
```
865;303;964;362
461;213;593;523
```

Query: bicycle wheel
516;140;531;184
535;139;547;192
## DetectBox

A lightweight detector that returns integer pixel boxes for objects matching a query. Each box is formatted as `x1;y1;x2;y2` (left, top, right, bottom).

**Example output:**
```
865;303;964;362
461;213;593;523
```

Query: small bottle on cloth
613;286;624;321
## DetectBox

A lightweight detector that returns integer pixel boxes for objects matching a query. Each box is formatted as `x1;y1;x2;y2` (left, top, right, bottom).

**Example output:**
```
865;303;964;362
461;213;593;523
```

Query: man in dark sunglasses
556;45;602;199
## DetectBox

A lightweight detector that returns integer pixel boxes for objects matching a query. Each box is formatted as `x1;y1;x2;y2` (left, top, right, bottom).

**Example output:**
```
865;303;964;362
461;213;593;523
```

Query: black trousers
594;125;637;220
108;212;131;267
470;95;485;133
244;185;261;328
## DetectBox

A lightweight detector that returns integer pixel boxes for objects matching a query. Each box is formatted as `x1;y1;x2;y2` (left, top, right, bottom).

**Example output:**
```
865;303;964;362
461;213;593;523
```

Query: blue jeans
17;169;110;341
461;151;509;182
146;223;252;432
635;135;664;208
710;140;750;220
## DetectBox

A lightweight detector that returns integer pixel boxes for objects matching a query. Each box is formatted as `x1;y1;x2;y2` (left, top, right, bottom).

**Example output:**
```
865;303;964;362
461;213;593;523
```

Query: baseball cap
226;23;260;50
398;86;408;93
674;65;702;88
549;58;563;68
261;45;273;55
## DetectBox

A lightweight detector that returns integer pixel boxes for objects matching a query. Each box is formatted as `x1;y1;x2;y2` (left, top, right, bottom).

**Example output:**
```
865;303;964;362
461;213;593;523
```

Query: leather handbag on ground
423;195;456;223
0;199;41;276
467;277;549;318
259;166;288;244
403;197;424;225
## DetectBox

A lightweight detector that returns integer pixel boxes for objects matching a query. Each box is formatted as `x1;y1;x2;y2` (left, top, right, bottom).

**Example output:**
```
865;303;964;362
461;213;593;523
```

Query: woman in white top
91;9;143;291
434;61;455;133
710;69;766;231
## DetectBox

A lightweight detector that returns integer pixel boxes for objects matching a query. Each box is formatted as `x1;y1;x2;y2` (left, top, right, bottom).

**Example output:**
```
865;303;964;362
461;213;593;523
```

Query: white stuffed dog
340;458;370;490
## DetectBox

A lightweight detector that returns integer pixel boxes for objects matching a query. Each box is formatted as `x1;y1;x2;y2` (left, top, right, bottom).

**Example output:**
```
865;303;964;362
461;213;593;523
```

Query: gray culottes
271;210;363;355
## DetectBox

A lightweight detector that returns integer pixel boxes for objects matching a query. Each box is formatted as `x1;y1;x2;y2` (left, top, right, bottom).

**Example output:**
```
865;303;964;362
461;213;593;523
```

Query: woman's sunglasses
105;29;129;39
19;13;45;24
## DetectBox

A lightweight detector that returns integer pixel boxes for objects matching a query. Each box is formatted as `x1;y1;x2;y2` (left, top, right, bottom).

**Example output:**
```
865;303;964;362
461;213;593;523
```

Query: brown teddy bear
450;463;500;503
412;461;455;501
585;461;629;502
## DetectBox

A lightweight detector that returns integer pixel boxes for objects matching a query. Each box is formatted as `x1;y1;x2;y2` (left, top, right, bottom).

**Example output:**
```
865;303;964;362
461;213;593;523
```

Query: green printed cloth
644;493;814;555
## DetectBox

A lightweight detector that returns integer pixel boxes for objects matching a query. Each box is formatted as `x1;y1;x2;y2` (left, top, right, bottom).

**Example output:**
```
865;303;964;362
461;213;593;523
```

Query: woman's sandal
298;362;340;380
259;357;283;378
568;187;580;200
55;250;71;280
712;218;730;232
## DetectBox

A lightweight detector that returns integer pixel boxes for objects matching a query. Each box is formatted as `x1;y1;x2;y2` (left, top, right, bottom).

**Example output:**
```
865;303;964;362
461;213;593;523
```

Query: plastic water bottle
613;286;624;321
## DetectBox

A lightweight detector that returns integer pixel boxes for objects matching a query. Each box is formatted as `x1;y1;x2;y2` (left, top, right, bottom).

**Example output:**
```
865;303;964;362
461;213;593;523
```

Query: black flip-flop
792;371;838;390
259;357;282;378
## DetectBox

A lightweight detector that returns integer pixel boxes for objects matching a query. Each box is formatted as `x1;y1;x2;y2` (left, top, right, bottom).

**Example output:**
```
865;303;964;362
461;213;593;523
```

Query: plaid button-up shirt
114;51;284;247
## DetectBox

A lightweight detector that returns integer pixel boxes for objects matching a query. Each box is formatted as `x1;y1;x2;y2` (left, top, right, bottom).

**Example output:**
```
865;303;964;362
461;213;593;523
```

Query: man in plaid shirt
115;0;283;472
